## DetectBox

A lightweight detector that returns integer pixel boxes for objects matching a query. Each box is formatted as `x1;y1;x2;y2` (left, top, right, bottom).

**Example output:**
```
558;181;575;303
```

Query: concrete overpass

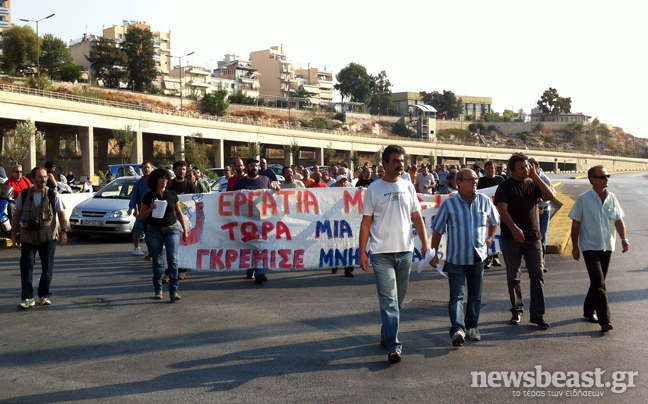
1;86;647;178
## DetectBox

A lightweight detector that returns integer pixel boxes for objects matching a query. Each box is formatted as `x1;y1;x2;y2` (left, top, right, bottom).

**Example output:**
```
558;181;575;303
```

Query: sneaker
492;258;502;267
170;294;182;303
39;297;52;306
145;254;153;261
18;298;35;309
452;330;465;347
467;328;481;341
254;274;268;284
583;313;598;323
388;350;402;363
344;272;355;278
601;323;614;333
331;267;338;274
510;313;521;325
132;247;145;256
162;275;169;284
155;292;163;300
178;272;186;280
484;261;492;269
246;269;255;279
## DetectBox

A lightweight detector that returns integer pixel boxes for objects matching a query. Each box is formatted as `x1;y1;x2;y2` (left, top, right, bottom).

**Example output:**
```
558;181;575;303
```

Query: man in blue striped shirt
431;168;499;347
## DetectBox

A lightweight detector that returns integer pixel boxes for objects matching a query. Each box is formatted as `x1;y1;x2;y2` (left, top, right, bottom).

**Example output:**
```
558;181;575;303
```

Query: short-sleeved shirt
15;189;66;213
356;178;373;188
362;178;422;254
432;192;499;265
416;172;434;194
494;177;543;240
227;174;245;191
281;181;305;189
307;182;327;188
259;169;278;181
437;170;449;186
568;188;624;252
233;175;273;190
142;190;179;227
477;175;504;190
168;179;197;195
6;177;32;194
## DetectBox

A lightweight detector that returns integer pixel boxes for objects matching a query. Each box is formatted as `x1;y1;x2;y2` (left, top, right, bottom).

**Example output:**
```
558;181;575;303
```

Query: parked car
265;164;285;181
69;176;140;239
108;164;157;178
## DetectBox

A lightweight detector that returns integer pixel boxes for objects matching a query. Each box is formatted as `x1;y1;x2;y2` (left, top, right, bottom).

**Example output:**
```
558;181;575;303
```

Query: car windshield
95;178;138;199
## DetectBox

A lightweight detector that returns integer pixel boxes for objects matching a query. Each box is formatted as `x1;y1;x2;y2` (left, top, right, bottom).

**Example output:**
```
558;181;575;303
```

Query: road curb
546;184;575;255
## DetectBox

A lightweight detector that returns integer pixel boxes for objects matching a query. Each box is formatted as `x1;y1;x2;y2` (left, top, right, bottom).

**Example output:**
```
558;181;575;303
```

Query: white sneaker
467;328;481;341
452;330;465;347
132;247;145;256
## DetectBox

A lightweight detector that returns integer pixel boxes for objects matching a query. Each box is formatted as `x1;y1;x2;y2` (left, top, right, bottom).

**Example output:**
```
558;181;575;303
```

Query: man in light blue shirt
568;165;629;333
431;168;499;346
127;161;153;257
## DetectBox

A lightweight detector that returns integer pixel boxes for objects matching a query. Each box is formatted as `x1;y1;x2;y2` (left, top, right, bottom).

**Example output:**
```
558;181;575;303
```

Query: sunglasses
593;175;610;179
15;171;22;173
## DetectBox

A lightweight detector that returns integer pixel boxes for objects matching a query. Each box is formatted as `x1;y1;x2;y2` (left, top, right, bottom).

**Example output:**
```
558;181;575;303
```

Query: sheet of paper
416;248;448;278
151;199;167;219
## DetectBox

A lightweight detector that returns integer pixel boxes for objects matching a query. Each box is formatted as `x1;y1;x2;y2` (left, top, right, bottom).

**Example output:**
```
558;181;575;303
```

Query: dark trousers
20;240;57;300
582;250;612;325
501;238;545;317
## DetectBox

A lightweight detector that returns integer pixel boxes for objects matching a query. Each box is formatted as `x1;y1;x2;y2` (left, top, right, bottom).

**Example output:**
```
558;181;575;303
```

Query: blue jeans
20;241;57;300
146;225;180;295
538;208;550;266
446;261;485;336
370;251;413;353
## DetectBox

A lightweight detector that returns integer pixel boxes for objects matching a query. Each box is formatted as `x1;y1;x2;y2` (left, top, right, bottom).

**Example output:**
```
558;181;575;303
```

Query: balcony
187;69;210;76
189;81;211;88
0;20;9;28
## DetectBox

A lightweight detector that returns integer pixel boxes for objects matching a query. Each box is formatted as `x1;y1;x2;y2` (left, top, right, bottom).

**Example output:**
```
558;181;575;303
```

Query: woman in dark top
140;168;189;302
45;161;58;189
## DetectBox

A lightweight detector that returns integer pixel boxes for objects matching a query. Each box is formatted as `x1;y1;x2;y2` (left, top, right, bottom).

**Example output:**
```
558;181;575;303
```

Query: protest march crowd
4;144;630;364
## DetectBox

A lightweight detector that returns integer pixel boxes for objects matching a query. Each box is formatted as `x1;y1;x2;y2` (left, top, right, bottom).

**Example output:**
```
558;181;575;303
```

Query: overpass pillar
315;147;324;166
284;147;293;167
78;126;94;178
212;138;224;168
24;132;38;173
97;134;109;174
174;135;185;161
343;150;352;172
45;132;60;166
130;128;143;164
460;156;466;166
142;135;154;163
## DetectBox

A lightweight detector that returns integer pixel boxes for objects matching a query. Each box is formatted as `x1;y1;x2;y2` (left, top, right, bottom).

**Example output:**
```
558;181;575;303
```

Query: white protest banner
177;187;500;271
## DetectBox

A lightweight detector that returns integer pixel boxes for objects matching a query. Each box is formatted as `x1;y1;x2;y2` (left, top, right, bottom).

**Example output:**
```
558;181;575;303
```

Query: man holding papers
431;168;499;347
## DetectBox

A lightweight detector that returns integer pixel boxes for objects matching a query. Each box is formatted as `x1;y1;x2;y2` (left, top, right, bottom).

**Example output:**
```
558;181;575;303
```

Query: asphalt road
0;172;646;404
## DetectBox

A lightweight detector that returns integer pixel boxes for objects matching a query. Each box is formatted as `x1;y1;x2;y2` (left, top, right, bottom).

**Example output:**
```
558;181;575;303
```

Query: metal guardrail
0;83;642;158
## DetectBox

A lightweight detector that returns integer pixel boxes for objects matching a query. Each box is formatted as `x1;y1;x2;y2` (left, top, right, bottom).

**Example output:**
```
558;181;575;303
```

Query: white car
69;176;140;239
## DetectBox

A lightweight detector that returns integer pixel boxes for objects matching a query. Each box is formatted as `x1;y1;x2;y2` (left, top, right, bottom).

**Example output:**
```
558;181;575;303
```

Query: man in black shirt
233;158;280;284
494;153;555;328
258;158;278;181
165;160;196;281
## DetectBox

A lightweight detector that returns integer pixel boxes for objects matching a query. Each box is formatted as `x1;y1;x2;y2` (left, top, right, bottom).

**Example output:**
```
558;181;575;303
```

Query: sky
12;0;648;139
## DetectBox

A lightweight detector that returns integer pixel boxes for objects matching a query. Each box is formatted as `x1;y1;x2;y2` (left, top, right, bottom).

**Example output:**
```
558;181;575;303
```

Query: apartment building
167;65;211;98
249;45;296;98
530;108;591;123
459;95;492;119
0;0;11;56
295;67;334;107
68;33;101;84
103;20;172;75
212;54;260;97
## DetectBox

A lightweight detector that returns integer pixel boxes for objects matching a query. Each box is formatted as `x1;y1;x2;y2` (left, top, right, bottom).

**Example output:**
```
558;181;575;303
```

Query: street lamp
170;52;195;112
20;13;55;89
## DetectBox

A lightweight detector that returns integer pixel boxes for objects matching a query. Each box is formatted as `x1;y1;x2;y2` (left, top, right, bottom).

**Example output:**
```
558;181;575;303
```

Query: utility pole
20;14;55;89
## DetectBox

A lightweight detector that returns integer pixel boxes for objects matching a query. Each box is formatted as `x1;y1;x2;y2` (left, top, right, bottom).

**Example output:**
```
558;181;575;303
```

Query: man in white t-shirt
359;145;431;364
415;164;435;194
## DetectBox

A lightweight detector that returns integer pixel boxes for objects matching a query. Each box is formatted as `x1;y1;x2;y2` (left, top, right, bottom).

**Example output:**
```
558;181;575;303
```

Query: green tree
334;62;372;104
368;70;396;116
373;146;385;166
0;25;37;74
59;62;83;82
420;90;464;120
201;90;229;116
111;125;135;166
537;87;571;116
0;119;45;166
284;139;300;164
40;34;75;81
351;150;360;171
292;85;310;99
184;133;211;170
324;142;337;165
122;27;158;92
86;37;129;88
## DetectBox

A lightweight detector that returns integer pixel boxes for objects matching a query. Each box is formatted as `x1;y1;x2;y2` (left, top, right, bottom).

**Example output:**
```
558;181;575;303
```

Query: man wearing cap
233;158;280;284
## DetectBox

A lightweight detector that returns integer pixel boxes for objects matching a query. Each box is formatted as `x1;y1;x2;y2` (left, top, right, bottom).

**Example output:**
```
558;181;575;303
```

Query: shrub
392;122;413;137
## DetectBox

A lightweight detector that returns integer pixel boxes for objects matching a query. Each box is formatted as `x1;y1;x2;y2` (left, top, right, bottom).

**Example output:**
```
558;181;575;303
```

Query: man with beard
166;160;196;281
227;158;246;191
234;158;280;284
280;166;305;189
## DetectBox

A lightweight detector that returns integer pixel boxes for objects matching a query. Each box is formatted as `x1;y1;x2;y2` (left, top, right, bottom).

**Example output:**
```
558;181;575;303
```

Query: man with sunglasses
568;166;629;333
6;165;32;223
258;158;278;182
